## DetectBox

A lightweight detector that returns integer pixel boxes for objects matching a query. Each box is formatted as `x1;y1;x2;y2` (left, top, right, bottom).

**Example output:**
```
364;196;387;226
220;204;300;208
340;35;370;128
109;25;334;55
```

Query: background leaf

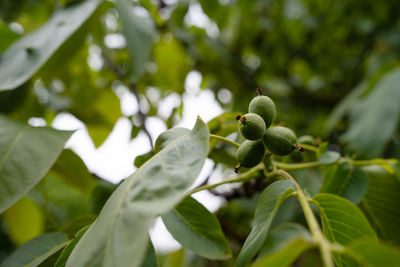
320;162;368;204
235;180;297;267
0;115;72;212
2;197;45;246
360;166;400;245
0;0;102;91
116;0;156;82
66;118;209;267
342;239;400;267
342;67;400;158
0;232;68;267
162;196;231;260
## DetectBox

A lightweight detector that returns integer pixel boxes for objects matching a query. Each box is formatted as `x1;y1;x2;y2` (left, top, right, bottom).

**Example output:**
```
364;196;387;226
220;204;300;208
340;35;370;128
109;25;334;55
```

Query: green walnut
263;126;297;156
248;95;276;128
236;140;266;168
155;127;190;153
237;113;266;140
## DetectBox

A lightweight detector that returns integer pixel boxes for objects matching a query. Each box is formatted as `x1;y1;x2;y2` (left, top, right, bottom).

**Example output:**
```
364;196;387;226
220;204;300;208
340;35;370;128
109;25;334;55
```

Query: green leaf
235;180;297;267
360;166;400;244
43;172;91;225
0;232;68;267
251;238;313;267
3;197;45;245
155;127;190;153
54;226;89;267
66;117;209;267
134;151;156;168
0;115;73;212
317;143;340;164
60;215;97;239
152;36;190;93
257;223;311;260
51;149;95;194
342;239;400;267
342;67;400;158
320;162;368;204
313;193;377;266
141;239;159;267
313;193;376;245
0;0;102;91
162;196;231;260
116;0;156;82
85;90;122;148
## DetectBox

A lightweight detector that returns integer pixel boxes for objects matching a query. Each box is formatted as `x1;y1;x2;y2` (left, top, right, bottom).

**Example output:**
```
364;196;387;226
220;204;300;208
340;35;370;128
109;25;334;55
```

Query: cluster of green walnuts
235;88;300;172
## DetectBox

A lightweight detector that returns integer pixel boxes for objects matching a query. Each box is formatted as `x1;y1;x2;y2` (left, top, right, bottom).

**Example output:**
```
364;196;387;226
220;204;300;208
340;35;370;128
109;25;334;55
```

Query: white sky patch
157;93;181;119
184;3;220;38
87;44;103;71
104;33;127;49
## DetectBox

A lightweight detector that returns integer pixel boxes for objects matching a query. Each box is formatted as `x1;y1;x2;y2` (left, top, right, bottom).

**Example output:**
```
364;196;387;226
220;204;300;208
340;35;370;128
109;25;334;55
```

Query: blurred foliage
0;0;400;266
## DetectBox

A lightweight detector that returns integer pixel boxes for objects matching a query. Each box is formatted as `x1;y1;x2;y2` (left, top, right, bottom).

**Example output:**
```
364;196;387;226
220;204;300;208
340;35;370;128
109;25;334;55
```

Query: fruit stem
186;164;264;195
209;134;240;148
298;143;319;152
274;161;325;170
256;87;263;96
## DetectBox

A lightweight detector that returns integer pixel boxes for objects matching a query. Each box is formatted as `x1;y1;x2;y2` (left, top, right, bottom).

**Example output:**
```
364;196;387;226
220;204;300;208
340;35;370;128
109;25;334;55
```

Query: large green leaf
320;162;368;204
3;197;45;245
360;166;400;244
342;67;400;158
0;115;72;212
0;0;102;91
162;196;231;260
342;239;400;267
116;0;156;82
66;117;209;267
251;238;313;267
313;194;377;267
313;194;376;245
235;180;297;267
257;223;311;259
0;232;68;267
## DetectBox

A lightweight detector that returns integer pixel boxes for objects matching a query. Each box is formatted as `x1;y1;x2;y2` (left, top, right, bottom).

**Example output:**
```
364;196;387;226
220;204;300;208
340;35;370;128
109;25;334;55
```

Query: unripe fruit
155;127;190;153
237;113;266;140
249;95;276;128
236;140;266;168
263;126;297;156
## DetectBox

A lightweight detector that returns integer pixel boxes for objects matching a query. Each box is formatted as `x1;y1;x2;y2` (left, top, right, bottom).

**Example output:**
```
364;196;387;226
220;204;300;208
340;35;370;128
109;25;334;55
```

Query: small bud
257;88;263;96
236;115;242;121
240;116;247;123
295;144;304;152
234;165;240;173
